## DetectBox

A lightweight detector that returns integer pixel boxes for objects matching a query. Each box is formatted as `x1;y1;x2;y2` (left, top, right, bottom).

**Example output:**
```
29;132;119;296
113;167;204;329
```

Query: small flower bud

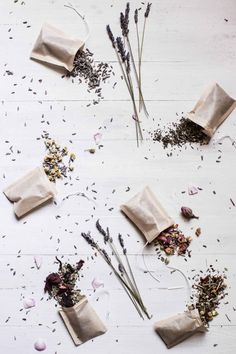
181;206;199;219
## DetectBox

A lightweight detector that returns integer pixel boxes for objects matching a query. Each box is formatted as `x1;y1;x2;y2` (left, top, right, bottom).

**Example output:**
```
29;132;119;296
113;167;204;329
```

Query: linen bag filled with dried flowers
44;259;107;346
154;309;206;349
120;186;174;243
3;166;57;218
59;296;107;346
30;22;84;71
188;82;235;137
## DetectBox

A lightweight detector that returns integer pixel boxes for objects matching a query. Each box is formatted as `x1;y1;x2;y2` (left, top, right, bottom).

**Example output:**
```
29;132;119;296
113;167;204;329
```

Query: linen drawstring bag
188;82;235;137
120;186;174;243
154;309;206;348
3;167;57;218
59;296;107;346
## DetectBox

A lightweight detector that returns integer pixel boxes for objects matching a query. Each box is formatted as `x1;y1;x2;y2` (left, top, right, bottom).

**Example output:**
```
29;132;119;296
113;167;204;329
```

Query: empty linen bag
30;22;84;71
59;296;107;346
3;167;57;218
120;186;174;243
188;82;235;137
154;309;206;349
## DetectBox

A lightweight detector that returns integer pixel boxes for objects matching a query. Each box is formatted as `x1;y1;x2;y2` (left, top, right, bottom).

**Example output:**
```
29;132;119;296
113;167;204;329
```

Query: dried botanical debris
151;117;210;149
44;258;84;307
155;224;192;262
181;206;199;220
42;133;76;182
188;269;227;326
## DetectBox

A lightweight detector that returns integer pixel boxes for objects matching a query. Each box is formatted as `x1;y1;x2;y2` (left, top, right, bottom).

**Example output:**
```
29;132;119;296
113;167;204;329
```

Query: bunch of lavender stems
81;221;150;319
107;25;143;146
135;3;152;112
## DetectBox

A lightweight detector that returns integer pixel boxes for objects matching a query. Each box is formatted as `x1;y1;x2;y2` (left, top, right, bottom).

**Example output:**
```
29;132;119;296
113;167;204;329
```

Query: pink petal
188;185;198;195
34;339;46;351
23;298;36;309
34;256;42;269
93;133;102;145
92;277;104;290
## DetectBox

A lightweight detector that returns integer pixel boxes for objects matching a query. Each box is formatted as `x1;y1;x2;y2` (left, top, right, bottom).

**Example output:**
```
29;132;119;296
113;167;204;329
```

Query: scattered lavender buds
42;133;76;182
188;269;227;326
181;206;199;220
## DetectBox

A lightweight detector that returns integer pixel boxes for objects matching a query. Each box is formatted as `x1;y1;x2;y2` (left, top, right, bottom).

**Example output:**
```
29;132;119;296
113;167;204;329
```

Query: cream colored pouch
30;23;84;71
154;309;206;349
120;186;174;243
188;83;235;137
59;296;107;346
3;167;57;218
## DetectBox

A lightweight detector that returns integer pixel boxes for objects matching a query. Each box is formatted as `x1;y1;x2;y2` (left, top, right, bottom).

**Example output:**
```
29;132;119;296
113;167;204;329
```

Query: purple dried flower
106;25;115;47
144;3;152;18
76;260;84;271
116;37;126;62
134;9;138;24
181;206;199;219
44;273;61;294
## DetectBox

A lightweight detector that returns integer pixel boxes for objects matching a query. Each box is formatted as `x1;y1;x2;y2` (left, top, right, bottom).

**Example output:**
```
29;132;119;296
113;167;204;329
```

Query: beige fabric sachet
3;167;57;218
154;309;206;349
188;82;235;137
30;23;84;71
59;296;107;346
120;186;174;243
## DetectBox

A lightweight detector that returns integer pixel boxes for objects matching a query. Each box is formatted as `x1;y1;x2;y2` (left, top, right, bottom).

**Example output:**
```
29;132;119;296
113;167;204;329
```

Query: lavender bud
106;25;115;47
134;9;138;24
144;3;152;18
181;206;199;219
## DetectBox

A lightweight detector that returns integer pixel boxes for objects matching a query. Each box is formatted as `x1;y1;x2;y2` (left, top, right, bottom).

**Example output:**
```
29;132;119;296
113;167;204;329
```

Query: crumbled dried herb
42;133;76;182
155;224;192;260
188;269;227;326
44;258;84;307
151;117;210;149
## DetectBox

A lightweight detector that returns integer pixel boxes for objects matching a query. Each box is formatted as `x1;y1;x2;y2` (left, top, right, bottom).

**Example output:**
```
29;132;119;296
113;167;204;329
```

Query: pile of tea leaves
188;268;227;326
154;224;192;264
151;117;210;149
42;133;76;182
68;48;114;102
44;258;84;307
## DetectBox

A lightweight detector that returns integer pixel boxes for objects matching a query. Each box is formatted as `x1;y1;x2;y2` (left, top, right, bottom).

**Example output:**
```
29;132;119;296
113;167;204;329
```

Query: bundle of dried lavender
82;220;150;319
44;258;84;307
188;268;228;326
107;3;152;146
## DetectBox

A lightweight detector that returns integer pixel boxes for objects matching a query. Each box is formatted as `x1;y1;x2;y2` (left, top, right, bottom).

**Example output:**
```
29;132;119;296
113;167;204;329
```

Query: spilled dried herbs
44;258;84;307
42;133;76;182
151;117;210;149
155;224;192;262
188;269;227;326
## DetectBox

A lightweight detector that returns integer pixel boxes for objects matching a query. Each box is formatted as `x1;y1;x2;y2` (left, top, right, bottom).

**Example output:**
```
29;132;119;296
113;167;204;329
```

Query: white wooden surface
1;0;236;353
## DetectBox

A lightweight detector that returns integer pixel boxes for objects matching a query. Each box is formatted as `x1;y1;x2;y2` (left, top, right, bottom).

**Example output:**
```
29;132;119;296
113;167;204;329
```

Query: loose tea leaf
44;259;84;307
42;133;76;182
188;269;227;326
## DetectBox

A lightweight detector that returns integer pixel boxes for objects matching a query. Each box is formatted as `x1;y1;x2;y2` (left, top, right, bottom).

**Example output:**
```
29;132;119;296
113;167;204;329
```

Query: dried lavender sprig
145;2;152;18
81;231;146;318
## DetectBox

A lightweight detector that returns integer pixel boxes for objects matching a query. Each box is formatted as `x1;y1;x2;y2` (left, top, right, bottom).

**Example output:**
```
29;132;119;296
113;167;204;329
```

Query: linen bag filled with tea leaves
120;186;174;243
3;167;57;218
30;22;84;71
188;82;235;137
154;309;206;349
59;295;107;346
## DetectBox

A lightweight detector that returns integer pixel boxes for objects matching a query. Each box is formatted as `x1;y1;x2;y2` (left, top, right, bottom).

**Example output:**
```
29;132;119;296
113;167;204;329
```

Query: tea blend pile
42;133;76;182
151;117;210;149
68;48;114;102
44;258;84;307
154;224;192;264
188;269;227;326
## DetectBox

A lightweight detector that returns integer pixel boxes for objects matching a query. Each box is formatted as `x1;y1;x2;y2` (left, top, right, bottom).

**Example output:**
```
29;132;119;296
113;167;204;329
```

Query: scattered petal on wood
188;185;199;195
23;298;36;309
92;277;104;290
94;133;102;145
34;339;46;351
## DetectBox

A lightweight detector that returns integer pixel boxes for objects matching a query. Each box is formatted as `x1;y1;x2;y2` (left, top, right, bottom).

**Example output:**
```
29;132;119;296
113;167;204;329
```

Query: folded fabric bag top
59;296;107;346
3;166;57;218
30;22;84;71
120;186;174;243
188;82;235;137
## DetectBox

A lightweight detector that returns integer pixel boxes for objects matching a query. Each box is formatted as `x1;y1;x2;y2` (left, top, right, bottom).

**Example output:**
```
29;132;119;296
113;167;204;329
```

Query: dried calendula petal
195;227;201;237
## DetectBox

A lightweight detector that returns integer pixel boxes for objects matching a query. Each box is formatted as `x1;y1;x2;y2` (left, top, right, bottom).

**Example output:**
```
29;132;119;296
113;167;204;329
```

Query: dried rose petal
92;277;104;290
34;339;46;351
188;185;199;195
44;273;61;293
94;133;102;145
23;298;36;309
